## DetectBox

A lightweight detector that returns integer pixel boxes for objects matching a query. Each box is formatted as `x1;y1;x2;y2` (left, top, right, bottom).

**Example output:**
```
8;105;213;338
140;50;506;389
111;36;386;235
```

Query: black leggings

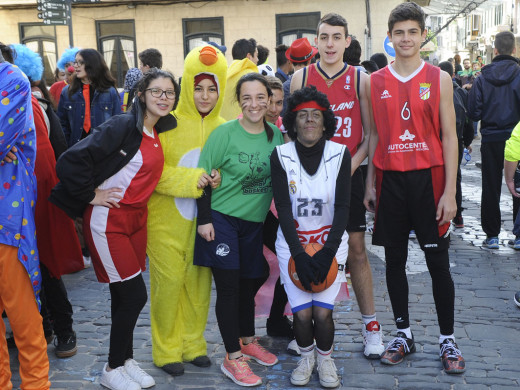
212;268;267;353
385;246;454;335
108;274;147;368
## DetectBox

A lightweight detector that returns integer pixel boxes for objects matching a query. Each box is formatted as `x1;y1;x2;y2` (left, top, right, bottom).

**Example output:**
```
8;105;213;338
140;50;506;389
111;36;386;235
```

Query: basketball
288;243;338;293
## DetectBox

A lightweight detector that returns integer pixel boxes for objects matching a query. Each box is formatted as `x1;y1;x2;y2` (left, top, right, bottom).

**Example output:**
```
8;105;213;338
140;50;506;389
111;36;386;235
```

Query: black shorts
372;167;450;251
346;167;367;233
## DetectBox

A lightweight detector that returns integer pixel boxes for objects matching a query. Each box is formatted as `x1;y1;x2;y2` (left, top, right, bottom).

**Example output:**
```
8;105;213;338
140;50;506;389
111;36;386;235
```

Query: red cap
285;38;318;63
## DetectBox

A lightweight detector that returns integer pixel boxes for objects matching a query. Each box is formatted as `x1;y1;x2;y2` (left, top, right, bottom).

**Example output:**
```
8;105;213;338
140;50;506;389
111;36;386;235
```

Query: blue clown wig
57;47;79;71
11;43;44;82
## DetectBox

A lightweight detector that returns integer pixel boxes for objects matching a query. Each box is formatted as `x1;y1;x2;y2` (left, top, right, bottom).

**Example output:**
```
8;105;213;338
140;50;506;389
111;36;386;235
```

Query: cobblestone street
7;139;520;389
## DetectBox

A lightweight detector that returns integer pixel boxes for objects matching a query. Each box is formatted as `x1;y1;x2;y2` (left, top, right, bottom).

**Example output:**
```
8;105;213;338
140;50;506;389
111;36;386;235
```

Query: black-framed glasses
73;60;85;67
145;88;176;100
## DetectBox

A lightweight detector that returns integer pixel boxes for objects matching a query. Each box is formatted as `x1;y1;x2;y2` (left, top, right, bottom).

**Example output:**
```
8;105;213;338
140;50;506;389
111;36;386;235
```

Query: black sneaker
380;331;416;365
54;331;77;358
440;338;465;374
452;216;464;228
266;315;293;338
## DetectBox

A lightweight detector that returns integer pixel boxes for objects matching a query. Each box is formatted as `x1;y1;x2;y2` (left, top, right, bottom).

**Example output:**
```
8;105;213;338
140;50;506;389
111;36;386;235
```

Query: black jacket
49;98;176;218
468;55;520;142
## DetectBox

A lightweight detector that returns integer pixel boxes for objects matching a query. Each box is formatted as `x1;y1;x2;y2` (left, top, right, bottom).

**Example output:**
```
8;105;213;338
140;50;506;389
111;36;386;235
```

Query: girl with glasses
51;69;179;390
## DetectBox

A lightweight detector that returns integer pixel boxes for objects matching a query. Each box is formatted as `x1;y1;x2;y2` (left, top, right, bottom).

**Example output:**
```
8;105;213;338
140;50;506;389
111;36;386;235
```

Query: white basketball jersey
274;140;349;285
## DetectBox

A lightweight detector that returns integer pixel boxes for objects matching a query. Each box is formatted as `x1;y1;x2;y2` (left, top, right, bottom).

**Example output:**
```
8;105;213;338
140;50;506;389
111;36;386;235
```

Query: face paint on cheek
258;102;268;109
241;101;252;110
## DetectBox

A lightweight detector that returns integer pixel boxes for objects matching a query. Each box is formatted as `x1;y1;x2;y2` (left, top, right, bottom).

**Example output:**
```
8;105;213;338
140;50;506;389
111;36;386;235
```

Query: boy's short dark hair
370;53;388;69
276;44;288;67
317;13;348;37
257;45;269;65
139;48;162;69
438;61;454;77
361;60;379;74
232;38;257;60
344;37;362;65
494;31;515;56
388;2;425;34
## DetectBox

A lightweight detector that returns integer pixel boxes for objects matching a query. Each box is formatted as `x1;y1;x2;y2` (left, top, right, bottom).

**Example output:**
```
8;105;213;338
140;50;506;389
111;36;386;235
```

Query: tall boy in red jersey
290;13;385;360
364;2;465;374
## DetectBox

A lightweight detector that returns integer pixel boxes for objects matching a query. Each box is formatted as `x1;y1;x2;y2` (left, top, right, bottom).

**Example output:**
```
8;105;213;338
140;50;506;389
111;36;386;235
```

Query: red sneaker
380;332;415;365
221;355;262;387
241;338;278;366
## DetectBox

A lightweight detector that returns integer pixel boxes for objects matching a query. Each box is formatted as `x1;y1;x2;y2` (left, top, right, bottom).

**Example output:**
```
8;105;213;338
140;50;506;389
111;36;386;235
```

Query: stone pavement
7;139;520;389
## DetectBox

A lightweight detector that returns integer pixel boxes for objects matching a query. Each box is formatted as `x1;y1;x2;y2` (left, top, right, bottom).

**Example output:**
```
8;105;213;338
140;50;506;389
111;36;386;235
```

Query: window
276;12;321;46
19;23;57;86
182;17;224;58
96;20;136;88
494;4;503;26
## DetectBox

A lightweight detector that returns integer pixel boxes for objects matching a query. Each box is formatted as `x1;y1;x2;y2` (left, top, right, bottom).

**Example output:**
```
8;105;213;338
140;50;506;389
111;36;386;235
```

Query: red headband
291;101;327;112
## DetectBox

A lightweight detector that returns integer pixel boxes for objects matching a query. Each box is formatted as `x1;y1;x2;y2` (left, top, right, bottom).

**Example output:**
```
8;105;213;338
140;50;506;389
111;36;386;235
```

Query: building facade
0;0;402;87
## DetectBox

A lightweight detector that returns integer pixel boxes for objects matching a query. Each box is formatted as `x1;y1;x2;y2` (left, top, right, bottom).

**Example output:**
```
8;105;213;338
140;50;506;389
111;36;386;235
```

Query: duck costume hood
146;45;228;367
174;45;227;123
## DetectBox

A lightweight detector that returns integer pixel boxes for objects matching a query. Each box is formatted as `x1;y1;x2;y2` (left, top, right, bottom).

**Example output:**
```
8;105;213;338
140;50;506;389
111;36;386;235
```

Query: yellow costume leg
180;226;212;361
148;241;187;366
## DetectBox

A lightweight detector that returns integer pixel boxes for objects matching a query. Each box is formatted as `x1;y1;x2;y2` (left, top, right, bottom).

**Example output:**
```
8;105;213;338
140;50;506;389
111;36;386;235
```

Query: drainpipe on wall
365;0;372;59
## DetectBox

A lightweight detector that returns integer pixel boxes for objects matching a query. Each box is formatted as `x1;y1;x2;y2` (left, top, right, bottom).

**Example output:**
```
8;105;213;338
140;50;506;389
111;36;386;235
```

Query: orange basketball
288;243;338;293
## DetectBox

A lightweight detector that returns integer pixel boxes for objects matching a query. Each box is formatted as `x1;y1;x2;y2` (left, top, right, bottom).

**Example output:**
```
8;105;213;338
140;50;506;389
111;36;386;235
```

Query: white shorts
283;274;344;313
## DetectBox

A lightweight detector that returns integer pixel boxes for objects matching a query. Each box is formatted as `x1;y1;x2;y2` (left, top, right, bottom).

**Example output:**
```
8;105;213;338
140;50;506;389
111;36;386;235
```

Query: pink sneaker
221;355;262;387
241;338;278;366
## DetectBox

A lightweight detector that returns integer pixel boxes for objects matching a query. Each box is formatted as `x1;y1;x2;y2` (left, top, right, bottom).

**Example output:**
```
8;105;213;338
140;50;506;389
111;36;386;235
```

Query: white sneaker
287;339;301;356
124;358;156;388
362;321;385;359
100;363;140;390
317;357;340;388
290;355;315;386
83;255;92;269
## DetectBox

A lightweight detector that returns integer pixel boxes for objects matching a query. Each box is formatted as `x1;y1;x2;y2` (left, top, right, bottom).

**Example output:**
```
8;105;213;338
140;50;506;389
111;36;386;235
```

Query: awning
422;0;493;15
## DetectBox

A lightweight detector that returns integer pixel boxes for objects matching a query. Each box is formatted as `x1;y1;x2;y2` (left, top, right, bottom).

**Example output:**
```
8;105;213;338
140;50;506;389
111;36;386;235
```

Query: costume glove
293;252;315;291
311;247;336;283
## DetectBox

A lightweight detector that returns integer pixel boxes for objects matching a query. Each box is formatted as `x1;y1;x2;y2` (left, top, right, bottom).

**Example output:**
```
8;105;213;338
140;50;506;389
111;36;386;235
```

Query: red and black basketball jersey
302;62;363;156
370;61;444;172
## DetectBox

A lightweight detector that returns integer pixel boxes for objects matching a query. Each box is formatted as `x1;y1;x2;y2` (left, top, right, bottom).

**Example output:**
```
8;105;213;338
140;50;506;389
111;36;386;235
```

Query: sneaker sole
220;363;262;387
381;344;416;365
444;367;466;374
55;346;77;358
514;296;520;308
319;378;340;388
242;353;278;366
364;351;383;359
290;375;312;386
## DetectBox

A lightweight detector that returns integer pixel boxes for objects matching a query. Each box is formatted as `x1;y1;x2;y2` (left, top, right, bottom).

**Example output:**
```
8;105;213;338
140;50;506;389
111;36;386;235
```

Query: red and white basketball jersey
370;61;444;172
99;128;164;208
303;63;363;156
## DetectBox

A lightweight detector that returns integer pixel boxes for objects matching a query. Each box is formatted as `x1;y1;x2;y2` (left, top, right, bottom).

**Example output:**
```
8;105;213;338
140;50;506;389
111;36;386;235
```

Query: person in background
281;38;318;116
476;55;485;68
57;48;121;269
343;37;366;72
49;47;80;109
138;48;163;73
221;38;259;120
468;31;520;250
51;68;179;390
0;43;51;390
120;68;142;112
275;44;292;83
146;44;227;377
438;60;474;229
54;67;66;82
370;52;388;70
453;54;463;73
457;58;474;90
257;44;269;65
195;73;283;387
11;43;84;359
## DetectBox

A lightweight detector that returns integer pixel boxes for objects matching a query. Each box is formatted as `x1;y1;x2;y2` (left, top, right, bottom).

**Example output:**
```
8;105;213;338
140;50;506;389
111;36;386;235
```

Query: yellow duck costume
220;57;258;120
146;45;227;368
